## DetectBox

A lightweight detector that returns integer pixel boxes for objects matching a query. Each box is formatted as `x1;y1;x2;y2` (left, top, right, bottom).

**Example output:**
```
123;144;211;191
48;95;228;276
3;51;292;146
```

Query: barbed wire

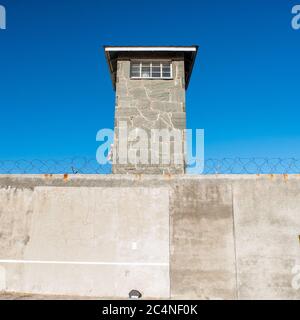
202;158;300;174
0;157;300;174
0;158;111;174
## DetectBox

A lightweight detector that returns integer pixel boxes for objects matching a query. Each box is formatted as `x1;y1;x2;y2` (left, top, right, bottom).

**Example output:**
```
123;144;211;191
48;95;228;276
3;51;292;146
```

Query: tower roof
104;45;198;90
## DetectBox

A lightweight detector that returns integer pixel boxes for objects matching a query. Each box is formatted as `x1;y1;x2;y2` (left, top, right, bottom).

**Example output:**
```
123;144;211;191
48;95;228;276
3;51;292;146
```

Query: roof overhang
104;45;199;90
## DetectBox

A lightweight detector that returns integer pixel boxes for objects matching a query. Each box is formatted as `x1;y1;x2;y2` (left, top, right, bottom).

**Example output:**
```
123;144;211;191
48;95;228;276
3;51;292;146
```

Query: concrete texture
233;179;300;299
113;54;186;174
0;174;300;299
0;183;170;298
170;181;236;299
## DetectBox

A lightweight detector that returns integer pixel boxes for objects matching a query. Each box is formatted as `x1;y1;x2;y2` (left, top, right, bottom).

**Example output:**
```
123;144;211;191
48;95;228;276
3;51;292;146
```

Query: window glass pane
152;62;160;67
152;62;161;78
152;66;161;72
131;65;140;70
162;63;171;78
141;63;150;78
162;71;171;78
152;72;161;78
131;71;140;77
131;62;140;77
131;68;140;77
142;71;150;77
131;68;140;73
131;64;140;70
131;70;140;74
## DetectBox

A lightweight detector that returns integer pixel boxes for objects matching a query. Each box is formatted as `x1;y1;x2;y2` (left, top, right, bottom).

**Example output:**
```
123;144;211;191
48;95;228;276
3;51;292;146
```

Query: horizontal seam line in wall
0;260;169;267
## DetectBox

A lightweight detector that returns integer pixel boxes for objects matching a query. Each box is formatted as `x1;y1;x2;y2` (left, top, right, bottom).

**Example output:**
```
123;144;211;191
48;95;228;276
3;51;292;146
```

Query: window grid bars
130;61;172;79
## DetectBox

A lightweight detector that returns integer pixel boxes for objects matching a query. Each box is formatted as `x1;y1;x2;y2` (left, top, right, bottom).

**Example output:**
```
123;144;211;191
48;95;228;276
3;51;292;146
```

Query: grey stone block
140;109;159;121
152;102;181;112
148;90;170;102
128;87;148;100
115;108;139;117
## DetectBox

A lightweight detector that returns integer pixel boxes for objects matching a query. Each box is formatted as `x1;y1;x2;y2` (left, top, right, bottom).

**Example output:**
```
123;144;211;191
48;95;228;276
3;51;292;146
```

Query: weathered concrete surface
0;184;170;298
0;187;33;259
233;178;300;299
0;174;300;299
170;181;236;299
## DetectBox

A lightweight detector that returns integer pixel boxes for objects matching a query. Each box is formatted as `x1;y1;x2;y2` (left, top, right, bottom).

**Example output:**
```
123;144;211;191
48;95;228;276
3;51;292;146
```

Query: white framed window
130;61;172;79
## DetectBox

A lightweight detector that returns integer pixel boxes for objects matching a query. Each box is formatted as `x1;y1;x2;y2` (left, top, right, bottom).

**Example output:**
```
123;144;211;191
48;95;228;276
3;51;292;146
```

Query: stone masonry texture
113;53;186;174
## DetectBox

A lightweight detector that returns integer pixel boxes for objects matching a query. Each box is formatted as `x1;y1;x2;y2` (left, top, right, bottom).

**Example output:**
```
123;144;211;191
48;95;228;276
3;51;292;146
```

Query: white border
105;46;197;52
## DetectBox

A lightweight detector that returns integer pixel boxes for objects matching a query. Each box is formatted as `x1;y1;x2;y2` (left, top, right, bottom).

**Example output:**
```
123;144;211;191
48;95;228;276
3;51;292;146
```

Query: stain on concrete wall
0;187;33;259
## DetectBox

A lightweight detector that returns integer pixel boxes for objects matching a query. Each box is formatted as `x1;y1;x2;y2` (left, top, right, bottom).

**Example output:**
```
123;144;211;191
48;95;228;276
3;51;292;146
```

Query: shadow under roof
104;45;199;90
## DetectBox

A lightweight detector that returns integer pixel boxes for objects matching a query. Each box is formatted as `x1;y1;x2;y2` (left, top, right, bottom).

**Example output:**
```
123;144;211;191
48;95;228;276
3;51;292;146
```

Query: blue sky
0;0;299;160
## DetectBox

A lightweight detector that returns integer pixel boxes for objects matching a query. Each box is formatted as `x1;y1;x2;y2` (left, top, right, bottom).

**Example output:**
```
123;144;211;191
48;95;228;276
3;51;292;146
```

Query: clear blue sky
0;0;299;160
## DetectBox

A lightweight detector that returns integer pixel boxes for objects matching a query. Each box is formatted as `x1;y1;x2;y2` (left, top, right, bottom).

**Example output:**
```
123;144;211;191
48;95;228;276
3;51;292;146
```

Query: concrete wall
0;174;300;299
113;53;186;174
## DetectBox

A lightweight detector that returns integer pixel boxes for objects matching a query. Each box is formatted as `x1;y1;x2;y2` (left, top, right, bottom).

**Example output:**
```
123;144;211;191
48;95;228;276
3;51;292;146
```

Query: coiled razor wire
203;158;300;174
0;158;111;174
0;157;299;174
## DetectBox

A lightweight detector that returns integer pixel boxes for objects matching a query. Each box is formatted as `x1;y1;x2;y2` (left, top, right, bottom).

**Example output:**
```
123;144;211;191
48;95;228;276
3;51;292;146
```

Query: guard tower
104;46;198;174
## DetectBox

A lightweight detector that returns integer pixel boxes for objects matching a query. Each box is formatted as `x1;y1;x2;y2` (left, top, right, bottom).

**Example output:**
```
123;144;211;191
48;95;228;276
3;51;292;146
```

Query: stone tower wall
113;54;186;174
